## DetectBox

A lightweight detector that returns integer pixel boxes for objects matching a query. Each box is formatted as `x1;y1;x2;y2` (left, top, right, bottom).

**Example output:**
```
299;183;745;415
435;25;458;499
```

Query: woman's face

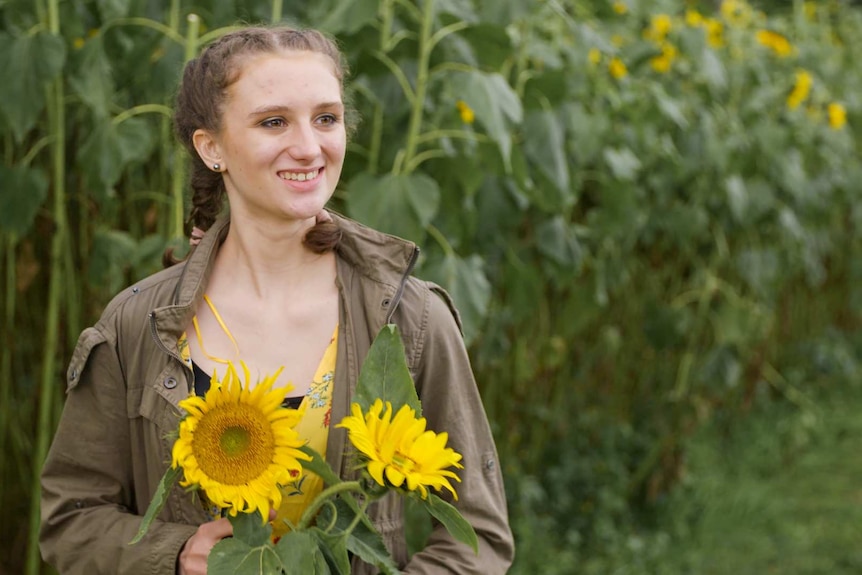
204;50;347;226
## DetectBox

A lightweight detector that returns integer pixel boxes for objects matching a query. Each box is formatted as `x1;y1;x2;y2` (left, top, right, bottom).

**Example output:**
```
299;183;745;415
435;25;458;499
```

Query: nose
287;121;321;161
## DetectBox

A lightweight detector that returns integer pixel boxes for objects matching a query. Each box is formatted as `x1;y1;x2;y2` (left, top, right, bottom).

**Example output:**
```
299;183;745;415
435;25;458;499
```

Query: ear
192;129;223;171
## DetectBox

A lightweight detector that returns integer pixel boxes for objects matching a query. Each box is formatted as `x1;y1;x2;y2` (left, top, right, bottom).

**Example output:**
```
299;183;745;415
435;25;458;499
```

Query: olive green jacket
40;212;514;574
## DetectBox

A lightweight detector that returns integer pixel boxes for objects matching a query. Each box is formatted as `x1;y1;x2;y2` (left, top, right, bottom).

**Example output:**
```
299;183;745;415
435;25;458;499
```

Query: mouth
278;168;321;182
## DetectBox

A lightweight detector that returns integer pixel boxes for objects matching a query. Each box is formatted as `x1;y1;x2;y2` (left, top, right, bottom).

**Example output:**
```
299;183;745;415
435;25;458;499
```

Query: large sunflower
338;399;463;499
172;363;310;520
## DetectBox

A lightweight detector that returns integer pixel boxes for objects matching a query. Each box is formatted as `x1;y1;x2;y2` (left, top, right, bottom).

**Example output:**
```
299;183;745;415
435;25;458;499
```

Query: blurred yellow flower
645;14;673;41
456;100;475;124
721;0;753;27
787;70;813;110
72;38;85;50
588;48;602;66
613;1;628;15
756;29;794;57
686;10;704;27
609;57;628;79
611;34;625;47
705;18;725;48
828;102;847;129
804;1;818;20
651;42;678;73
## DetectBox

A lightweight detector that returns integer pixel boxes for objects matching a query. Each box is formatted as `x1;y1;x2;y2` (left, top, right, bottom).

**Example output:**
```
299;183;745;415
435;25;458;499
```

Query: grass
659;380;862;574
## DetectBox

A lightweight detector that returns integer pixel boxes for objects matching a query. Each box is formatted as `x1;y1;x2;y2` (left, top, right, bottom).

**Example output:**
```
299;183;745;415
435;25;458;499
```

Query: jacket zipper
385;246;420;324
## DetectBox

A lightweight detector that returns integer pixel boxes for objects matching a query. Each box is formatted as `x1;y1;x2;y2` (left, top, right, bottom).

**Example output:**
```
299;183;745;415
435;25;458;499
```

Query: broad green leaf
77;116;155;193
523;109;570;196
725;175;747;223
317;0;378;35
603;147;642;182
0;31;66;140
208;538;284;575
129;465;181;544
231;510;271;547
699;48;727;92
275;531;321;575
456;23;512;70
419;494;478;554
310;528;351;575
297;445;342;487
318;498;400;575
651;85;689;129
0;165;48;236
421;254;490;346
353;324;422;416
96;0;132;20
345;172;439;243
89;229;138;295
68;35;114;118
536;216;582;267
455;71;522;167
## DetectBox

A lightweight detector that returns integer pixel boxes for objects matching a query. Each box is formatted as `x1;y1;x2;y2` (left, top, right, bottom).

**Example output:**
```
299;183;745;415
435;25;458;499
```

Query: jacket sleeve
403;286;515;574
40;327;197;575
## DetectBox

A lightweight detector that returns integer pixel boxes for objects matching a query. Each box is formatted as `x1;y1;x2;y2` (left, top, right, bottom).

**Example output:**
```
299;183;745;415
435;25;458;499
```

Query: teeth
280;169;319;182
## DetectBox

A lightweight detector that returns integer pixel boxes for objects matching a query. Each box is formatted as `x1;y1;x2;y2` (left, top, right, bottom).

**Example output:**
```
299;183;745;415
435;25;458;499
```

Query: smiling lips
278;168;321;182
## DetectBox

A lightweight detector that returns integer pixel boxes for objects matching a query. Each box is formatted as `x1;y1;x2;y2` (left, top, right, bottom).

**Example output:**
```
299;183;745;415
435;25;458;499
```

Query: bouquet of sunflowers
132;325;476;574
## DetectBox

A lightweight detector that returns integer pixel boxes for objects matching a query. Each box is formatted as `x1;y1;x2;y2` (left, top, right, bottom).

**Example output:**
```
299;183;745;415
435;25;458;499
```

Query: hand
177;510;277;575
177;518;232;575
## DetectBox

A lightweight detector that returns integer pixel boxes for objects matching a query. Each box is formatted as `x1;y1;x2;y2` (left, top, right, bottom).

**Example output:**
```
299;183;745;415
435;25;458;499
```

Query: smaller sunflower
172;363;310;521
338;399;463;500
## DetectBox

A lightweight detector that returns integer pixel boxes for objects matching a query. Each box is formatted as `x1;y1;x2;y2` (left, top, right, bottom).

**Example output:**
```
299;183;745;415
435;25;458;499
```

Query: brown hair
167;25;354;265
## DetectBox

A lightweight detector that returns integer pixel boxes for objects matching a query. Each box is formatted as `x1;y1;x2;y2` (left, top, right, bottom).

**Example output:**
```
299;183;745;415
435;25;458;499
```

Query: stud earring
213;163;221;171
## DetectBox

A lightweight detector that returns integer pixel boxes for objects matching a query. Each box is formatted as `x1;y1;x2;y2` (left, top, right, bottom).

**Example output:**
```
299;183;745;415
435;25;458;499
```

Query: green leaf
0;31;66;140
68;35;114;119
318;498;400;575
129;465;181;544
275;531;322;575
346;172;440;242
536;216;582;267
310;528;351;575
231;510;271;547
0;165;48;236
317;0;378;35
455;71;522;167
298;445;342;487
89;228;138;295
208;538;284;575
603;147;642;182
77;116;155;193
353;324;422;416
456;23;512;70
96;0;132;20
421;254;490;346
523;109;570;196
419;494;478;554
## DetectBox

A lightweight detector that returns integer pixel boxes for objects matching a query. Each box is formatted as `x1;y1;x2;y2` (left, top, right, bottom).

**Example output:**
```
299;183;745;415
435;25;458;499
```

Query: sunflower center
192;403;275;485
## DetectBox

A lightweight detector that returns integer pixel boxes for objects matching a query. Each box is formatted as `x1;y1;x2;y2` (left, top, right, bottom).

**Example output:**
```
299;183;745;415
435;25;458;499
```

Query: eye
260;117;286;128
316;113;340;126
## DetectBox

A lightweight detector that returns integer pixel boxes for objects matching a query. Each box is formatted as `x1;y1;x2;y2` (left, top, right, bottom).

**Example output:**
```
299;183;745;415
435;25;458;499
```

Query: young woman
40;26;514;574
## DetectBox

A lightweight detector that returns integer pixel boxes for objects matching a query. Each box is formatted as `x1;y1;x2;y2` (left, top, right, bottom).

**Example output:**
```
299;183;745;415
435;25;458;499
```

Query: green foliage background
1;0;861;573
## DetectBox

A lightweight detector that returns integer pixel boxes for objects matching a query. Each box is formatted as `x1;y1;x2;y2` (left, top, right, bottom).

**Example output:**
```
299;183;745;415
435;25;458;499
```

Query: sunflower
172;363;310;520
338;399;463;500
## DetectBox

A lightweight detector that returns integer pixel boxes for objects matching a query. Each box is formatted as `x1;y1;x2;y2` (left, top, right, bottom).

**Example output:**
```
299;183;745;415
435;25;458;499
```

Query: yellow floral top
177;323;337;536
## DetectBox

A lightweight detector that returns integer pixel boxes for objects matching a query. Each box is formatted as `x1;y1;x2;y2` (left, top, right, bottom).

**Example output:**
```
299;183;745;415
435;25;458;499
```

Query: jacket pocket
66;327;106;392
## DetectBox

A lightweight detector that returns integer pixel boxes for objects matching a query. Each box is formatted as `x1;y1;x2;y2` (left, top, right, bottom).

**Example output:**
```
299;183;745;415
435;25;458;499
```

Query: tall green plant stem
297;481;363;530
271;0;283;23
26;0;66;569
400;0;436;174
170;15;201;241
0;234;16;506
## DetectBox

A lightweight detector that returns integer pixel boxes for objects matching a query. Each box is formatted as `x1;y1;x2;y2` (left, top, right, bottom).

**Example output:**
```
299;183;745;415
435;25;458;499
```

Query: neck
212;215;328;299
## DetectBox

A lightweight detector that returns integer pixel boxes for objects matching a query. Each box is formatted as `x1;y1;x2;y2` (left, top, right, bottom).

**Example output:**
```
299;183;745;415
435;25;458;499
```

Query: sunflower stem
297;480;363;530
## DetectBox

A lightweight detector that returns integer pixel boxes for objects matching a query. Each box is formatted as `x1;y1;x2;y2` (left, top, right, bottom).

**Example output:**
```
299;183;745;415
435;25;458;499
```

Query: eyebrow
248;102;344;118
